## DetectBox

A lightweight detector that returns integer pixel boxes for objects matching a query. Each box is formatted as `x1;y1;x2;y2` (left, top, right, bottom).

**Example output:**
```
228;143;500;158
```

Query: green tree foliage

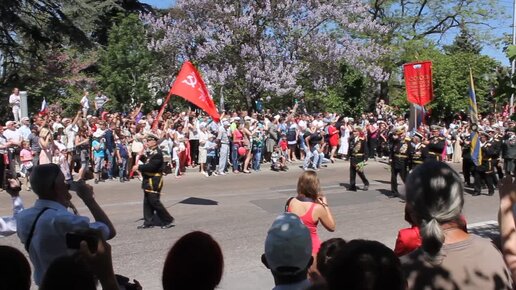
368;0;504;106
310;64;369;117
444;26;482;55
391;45;498;121
0;0;152;119
390;35;500;119
99;13;156;112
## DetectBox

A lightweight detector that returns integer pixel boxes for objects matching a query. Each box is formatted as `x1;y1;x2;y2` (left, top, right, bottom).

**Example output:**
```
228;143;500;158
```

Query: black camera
65;232;99;253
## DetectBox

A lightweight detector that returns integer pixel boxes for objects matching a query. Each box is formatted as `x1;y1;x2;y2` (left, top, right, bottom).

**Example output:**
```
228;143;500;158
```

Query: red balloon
237;147;247;156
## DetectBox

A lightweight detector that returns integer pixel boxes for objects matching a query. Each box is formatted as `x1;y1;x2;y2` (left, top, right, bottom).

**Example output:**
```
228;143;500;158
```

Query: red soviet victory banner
152;61;220;130
169;61;220;122
403;61;433;106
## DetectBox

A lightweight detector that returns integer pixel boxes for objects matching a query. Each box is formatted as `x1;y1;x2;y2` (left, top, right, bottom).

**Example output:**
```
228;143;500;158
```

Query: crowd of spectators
0;91;515;192
2;90;516;289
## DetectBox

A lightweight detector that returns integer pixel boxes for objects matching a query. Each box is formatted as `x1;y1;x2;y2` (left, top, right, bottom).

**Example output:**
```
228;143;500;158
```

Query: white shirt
3;128;22;144
199;130;209;145
19;125;31;141
65;124;78;150
80;95;89;109
0;196;23;237
189;120;200;140
16;199;110;285
9;93;20;107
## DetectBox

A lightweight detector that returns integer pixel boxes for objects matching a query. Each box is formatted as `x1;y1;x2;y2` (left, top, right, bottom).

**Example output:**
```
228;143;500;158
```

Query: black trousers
368;138;378;158
462;158;474;185
494;159;504;180
350;159;369;188
0;153;5;189
206;155;216;175
391;164;407;194
190;139;199;165
143;192;174;226
473;170;495;195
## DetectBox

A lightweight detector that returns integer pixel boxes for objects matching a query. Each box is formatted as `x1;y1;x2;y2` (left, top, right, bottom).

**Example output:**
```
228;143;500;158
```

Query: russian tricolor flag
39;98;48;116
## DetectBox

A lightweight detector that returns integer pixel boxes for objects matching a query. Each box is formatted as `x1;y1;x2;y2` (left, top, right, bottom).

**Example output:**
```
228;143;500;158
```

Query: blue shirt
117;142;129;159
92;139;105;159
104;129;115;151
205;140;217;157
272;279;311;290
16;199;110;285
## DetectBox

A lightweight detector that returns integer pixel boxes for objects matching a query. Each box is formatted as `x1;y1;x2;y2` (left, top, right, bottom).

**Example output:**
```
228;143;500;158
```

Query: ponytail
420;218;445;257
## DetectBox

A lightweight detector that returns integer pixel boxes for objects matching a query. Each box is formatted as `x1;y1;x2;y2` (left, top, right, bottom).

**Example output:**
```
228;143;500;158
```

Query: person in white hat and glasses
262;212;313;290
19;117;31;141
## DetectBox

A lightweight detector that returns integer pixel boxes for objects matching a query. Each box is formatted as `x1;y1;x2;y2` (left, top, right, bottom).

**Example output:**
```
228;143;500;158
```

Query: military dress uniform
473;139;495;196
138;145;174;228
425;134;446;162
491;132;504;181
410;142;426;170
460;134;474;187
502;130;516;176
409;131;426;170
389;134;411;196
348;134;369;191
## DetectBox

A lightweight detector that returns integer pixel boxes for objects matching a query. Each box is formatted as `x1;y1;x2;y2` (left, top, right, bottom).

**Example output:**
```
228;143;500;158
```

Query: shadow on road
178;197;219;206
373;179;391;184
376;189;406;203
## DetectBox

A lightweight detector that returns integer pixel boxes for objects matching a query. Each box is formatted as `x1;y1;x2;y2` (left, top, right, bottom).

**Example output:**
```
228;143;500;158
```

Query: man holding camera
132;132;174;229
16;164;116;286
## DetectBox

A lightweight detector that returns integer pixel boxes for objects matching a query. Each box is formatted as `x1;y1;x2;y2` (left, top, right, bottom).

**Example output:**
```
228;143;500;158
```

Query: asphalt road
0;159;502;290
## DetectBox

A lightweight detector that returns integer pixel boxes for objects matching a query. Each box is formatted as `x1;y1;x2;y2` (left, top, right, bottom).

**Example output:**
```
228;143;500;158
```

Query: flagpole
152;90;174;130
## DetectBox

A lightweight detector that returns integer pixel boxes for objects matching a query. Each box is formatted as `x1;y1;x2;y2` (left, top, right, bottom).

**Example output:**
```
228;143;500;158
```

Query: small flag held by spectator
39;98;48;116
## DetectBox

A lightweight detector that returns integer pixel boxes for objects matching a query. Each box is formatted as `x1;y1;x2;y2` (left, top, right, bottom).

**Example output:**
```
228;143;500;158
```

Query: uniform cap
146;132;160;141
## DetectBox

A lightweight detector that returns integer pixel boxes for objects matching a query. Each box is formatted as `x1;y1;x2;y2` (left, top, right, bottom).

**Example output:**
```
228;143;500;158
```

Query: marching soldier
410;132;426;170
347;126;369;191
132;132;175;229
473;131;495;196
460;131;474;187
502;128;516;176
425;125;446;162
389;127;411;197
490;127;504;182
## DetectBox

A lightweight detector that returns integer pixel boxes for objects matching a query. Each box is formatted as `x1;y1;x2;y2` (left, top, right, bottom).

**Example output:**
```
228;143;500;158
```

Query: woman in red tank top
287;171;336;256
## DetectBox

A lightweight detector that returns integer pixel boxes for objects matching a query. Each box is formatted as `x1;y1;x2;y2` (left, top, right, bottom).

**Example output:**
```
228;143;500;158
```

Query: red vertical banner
403;61;433;106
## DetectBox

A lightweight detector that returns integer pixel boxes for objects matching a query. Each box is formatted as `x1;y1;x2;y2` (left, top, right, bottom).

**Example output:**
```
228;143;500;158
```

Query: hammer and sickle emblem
182;73;197;88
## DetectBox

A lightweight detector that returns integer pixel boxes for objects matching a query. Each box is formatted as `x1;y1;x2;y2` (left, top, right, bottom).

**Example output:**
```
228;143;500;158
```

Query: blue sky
141;0;174;9
140;0;513;66
479;0;512;66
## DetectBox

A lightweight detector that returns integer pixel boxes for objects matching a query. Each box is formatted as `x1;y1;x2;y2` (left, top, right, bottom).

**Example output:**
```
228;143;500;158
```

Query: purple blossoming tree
143;0;389;110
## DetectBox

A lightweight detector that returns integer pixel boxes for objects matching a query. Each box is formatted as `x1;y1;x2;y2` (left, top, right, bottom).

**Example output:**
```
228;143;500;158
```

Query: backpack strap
24;207;51;252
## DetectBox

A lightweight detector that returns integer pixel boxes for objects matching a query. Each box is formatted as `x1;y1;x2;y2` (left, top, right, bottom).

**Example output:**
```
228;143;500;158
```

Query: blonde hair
297;171;320;200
